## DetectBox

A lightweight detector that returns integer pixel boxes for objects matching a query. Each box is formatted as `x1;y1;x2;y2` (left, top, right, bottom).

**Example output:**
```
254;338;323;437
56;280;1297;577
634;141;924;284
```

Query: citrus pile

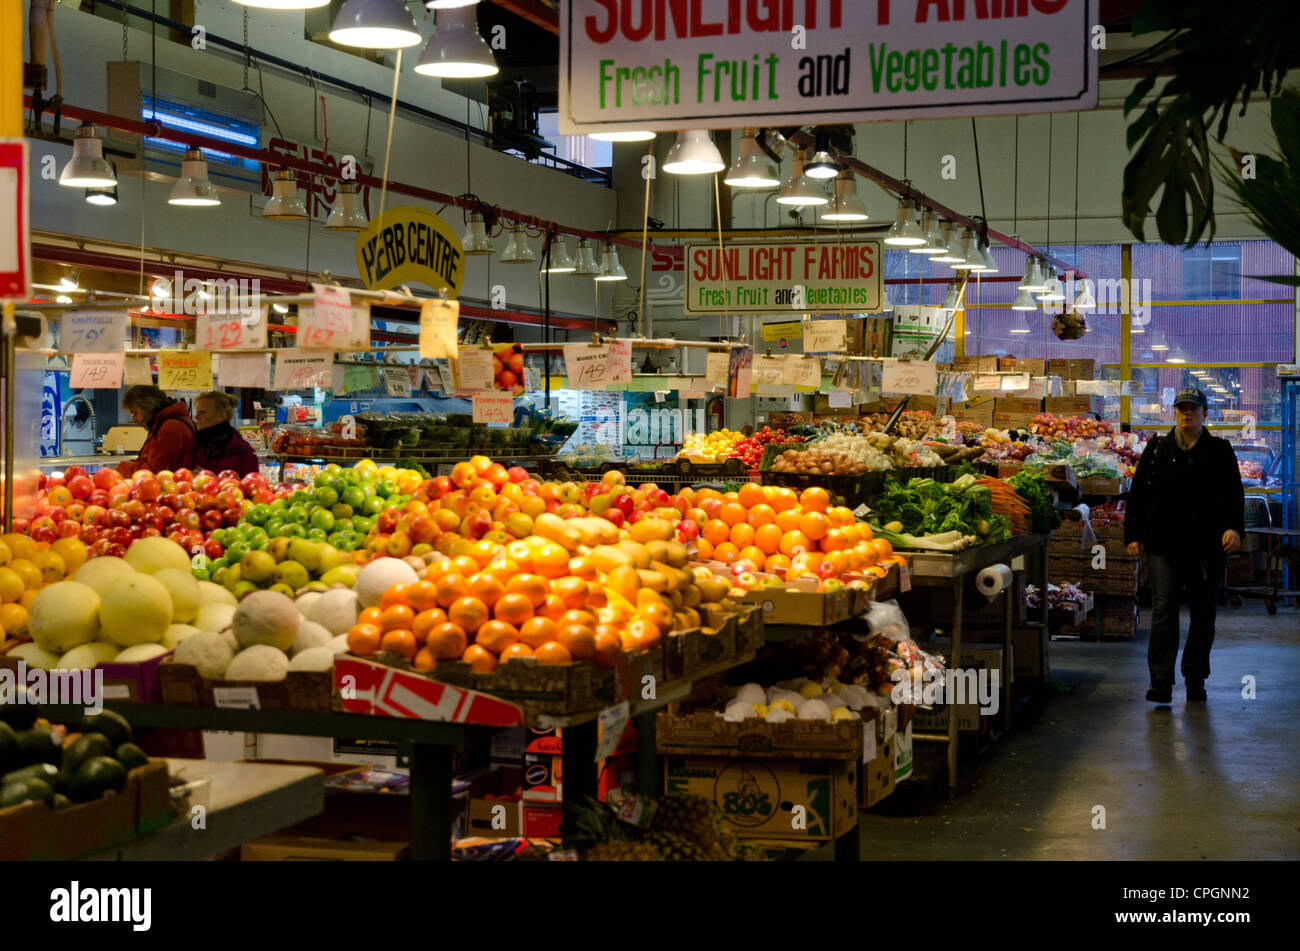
0;534;90;640
677;429;745;464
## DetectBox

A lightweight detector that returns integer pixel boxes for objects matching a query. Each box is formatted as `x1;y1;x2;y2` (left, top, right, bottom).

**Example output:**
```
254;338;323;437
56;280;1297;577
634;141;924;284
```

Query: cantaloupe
154;568;200;623
56;641;121;670
28;581;101;653
327;634;350;654
124;537;191;575
195;581;237;607
99;574;174;646
308;588;360;635
287;647;335;672
232;591;298;652
354;559;418;608
291;620;332;656
224;645;289;682
7;642;61;670
172;630;234;679
113;643;171;664
295;591;323;618
73;556;134;596
194;602;236;634
162;624;201;649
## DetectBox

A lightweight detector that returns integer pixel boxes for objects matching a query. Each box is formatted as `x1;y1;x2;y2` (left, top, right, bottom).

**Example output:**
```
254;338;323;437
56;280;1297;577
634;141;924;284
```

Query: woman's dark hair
122;384;172;421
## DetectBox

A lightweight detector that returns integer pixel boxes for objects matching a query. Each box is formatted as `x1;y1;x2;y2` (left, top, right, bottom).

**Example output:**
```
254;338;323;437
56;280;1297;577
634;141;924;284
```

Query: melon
287;647;335;673
194;602;236;634
195;581;237;607
172;630;234;679
224;645;290;682
308;588;361;635
354;558;418;609
221;629;238;651
73;556;134;596
113;643;172;664
54;641;120;671
28;581;101;653
99;574;174;646
124;537;191;575
154;568;201;623
232;591;299;652
7;642;61;670
162;624;201;649
291;620;332;656
295;591;323;618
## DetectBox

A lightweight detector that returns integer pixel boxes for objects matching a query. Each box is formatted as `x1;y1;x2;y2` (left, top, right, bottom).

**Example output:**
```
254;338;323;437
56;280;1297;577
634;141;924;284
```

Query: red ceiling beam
488;0;560;34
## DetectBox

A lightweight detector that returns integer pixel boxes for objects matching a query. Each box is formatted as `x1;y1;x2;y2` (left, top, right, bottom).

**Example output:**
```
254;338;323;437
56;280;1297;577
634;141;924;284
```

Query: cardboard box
521;804;562;838
0;647;171;704
1011;626;1047;678
949;400;995;428
656;711;863;761
995;397;1044;416
664;756;857;843
999;357;1046;376
953;355;1000;374
466;767;523;839
861;746;896;807
739;587;853;626
240;836;409;861
665;626;735;679
1047;359;1096;380
158;660;333;711
992;411;1037;430
1044;395;1104;417
522;725;637;804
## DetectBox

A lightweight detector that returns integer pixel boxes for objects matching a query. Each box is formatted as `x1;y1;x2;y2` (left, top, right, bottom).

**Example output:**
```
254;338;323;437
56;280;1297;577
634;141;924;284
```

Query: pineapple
586;840;662;861
645;831;711;861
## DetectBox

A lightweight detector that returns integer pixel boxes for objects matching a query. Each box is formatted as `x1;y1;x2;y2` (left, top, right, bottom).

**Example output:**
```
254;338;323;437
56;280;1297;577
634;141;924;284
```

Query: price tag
881;358;938;396
606;339;632;384
677;378;706;399
802;318;846;353
196;311;267;351
123;355;153;385
829;390;853;408
100;684;130;700
862;721;877;764
972;374;1001;391
785;355;821;387
1000;373;1031;392
472;391;514;424
272;349;332;390
418;298;459;358
407;364;425;391
61;311;126;353
212;686;261;710
383;367;412;397
852;503;871;519
157;350;213;391
217;352;272;389
654;390;665;403
524;366;542;392
940;417;958;442
731;347;753;397
562;343;615;390
898;563;912;593
704;350;730;385
456;348;496;391
69;352;124;388
342;364;379;393
757;383;793;399
595;700;630;762
302;284;369;350
435;363;455;395
751;355;784;385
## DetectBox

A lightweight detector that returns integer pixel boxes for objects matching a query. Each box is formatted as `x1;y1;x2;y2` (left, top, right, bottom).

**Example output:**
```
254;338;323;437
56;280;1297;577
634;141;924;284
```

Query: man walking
1125;388;1244;703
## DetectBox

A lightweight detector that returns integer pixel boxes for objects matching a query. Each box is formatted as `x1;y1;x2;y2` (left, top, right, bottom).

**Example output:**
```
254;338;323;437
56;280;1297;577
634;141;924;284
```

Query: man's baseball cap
1174;387;1208;409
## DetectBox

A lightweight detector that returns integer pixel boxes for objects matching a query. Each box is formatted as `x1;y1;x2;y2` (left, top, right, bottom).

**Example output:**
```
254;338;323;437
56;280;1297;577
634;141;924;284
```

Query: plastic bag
858;599;910;643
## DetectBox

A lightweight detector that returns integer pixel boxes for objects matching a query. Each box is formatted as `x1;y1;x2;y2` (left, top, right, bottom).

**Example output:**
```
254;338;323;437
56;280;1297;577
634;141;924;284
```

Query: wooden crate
431;656;616;716
158;660;333;711
666;626;735;679
656;711;863;760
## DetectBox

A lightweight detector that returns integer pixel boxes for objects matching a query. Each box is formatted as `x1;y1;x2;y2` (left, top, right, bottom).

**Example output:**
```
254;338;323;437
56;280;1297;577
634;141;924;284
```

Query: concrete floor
847;602;1300;860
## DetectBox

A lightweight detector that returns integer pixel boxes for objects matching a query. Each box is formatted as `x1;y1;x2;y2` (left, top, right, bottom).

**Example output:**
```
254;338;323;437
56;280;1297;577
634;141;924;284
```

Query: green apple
233;580;259;598
268;583;296;598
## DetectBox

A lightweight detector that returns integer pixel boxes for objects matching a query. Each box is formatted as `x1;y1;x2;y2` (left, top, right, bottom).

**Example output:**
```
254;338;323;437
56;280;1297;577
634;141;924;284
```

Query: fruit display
726;427;805;468
0;533;90;641
1025;582;1089;611
868;473;1012;550
678;429;744;464
755;626;942;696
860;409;942;440
718;678;871;723
571;792;766;861
766;448;874;474
1028;412;1114;440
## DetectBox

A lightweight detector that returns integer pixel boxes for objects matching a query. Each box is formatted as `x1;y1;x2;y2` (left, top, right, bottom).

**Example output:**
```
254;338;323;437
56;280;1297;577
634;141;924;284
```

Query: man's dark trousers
1147;551;1217;687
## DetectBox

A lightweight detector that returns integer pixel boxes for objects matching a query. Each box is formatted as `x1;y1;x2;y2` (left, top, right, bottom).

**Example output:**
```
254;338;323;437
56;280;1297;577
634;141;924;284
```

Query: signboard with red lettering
559;0;1098;134
262;137;373;223
684;239;881;314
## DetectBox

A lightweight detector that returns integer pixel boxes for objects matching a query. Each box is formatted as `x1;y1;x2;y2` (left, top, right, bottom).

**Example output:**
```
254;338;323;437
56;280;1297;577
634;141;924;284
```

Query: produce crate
432;656;616;716
656;711;864;761
1079;476;1128;497
616;645;665;700
0;644;173;704
862;744;896;808
738;586;854;627
665;626;735;679
759;465;958;507
0;761;172;861
157;660;334;711
732;604;765;656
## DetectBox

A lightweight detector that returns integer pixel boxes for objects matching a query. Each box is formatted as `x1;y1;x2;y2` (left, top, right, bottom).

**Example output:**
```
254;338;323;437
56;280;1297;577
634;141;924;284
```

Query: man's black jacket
1124;427;1245;564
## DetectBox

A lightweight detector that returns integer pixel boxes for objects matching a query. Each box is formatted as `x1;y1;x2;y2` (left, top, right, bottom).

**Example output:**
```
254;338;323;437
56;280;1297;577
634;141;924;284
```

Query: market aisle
842;604;1300;861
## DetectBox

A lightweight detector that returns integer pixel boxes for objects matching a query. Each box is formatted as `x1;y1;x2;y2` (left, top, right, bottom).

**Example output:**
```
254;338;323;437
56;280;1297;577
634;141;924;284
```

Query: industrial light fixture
820;171;868;221
500;226;537;264
663;130;725;175
1131;320;1145;334
55;295;73;304
262;169;307;219
588;130;656;143
326;183;369;231
930;221;961;262
573;238;601;275
776;152;828;206
1018;256;1047;292
329;0;422;49
85;162;118;206
1012;288;1038;311
425;0;479;8
461;212;494;254
1037;271;1066;301
169;149;221;206
595;242;627;282
1009;313;1033;333
802;131;840;180
415;5;499;78
234;0;329;9
883;199;925;246
1166;354;1186;364
1150;333;1170;352
939;282;962;311
58;270;82;291
911;211;947;254
542;237;576;273
1073;277;1096;309
272;302;290;314
59;124;117;188
974;237;999;273
725;130;780;188
950;228;982;269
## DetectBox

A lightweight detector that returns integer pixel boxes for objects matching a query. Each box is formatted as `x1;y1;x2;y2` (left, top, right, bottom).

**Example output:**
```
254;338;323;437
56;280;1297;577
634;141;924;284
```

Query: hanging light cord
971;118;987;230
378;49;403;223
1072;112;1081;279
1012;116;1019;235
638;142;653;337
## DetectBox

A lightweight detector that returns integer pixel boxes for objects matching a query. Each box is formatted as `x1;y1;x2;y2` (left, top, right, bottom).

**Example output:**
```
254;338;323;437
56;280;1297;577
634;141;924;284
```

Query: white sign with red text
685;240;881;314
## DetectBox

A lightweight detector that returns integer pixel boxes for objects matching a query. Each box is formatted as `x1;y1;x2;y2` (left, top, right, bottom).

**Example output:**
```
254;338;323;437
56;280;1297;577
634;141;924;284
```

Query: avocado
114;743;150;773
0;685;38;730
68;756;127;803
61;733;113;785
0;777;55;809
14;726;62;768
2;762;60;787
51;792;73;810
0;722;18;774
81;709;132;748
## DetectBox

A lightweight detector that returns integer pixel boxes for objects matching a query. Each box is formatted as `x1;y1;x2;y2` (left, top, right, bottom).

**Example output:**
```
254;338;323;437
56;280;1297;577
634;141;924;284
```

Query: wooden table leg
1002;578;1013;733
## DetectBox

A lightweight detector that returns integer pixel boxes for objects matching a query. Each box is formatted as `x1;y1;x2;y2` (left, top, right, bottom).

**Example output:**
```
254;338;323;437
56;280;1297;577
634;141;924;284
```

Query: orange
467;572;505;608
518;616;558;648
746;503;776;527
719;502;747;526
728;522;756;548
754;523;783;555
567;556;597;580
506;573;548;607
346;622;383;655
405;580;439;613
859;523;874;542
494;592;535;627
738;545;767;567
737;483;766;509
779;530;811;556
0;603;27;633
533;542;570;578
559;609;597;630
637;601;674;630
482;558;520;583
556;624;597;661
428;622;468;660
358;606;383;627
828;505;856;526
586;586;609;609
505;540;535;571
470;539;500;567
448;595;489;635
476;619;519;655
769;487;799;512
800;486;830;512
592;632;622;668
695;537;715;561
799;511;829;541
823;550;849;576
699;496;722;520
537;594;567;621
821;527;852;551
379;629;418;660
552;577;589;610
451;554;480;576
413;647;437;672
0;567;24;603
627;617;661;650
380;604;416;632
775;508;803;533
462;643;498;673
379;583;410;610
722;491;740;503
713;541;740;564
412;608;448;644
535;641;573;666
435;573;469;608
874;538;894;561
501;642;535;662
701;519;731;546
764;553;792;574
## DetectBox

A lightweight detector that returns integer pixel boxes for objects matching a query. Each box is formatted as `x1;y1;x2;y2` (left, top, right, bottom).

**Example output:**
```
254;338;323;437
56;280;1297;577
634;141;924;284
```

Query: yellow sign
760;320;803;342
157;350;213;391
356;206;465;297
1;2;20;136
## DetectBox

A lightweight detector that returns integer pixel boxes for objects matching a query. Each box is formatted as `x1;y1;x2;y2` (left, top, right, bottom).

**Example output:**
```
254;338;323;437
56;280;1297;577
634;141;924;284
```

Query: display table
1225;526;1300;613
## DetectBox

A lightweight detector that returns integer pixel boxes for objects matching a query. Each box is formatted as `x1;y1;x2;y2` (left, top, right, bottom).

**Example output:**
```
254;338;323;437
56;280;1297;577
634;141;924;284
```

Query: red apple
106;509;131;529
105;542;127;558
134;478;161;502
377;510;400;535
175;508;200;530
122;499;146;520
107;526;132;548
64;465;89;482
91;538;115;557
141;527;162;538
612;494;634;516
30;516;56;535
82;504;108;526
29;525;56;543
47;506;68;524
173;468;194;482
155;505;175;523
604;508;625;528
57;520;82;539
108;484;131;506
92;468;122;491
87;489;110;509
204;538;224;560
45;475;65;490
67;475;94;500
79;525;101;544
174;481;193;495
66;502;86;522
676;520;700;543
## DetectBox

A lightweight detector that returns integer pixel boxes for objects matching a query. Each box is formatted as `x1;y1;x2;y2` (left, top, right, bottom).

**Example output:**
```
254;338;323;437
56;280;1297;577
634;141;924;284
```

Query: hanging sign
300;285;369;351
356;205;465;297
273;349;331;390
196;310;267;351
69;352;124;389
60;311;127;353
157;350;213;391
559;0;1099;134
218;353;273;389
383;367;413;397
685;240;881;315
881;358;938;396
0;140;31;301
419;298;460;358
472;391;514;424
803;318;848;353
123;355;153;386
785;355;822;388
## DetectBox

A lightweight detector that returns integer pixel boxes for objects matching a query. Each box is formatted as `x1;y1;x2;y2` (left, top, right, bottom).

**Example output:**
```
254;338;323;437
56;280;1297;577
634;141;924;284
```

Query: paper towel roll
975;563;1013;600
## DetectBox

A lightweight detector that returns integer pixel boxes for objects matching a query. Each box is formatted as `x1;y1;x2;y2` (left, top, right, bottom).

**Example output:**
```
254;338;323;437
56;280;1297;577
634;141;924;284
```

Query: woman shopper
192;390;260;477
117;385;197;477
1125;388;1245;704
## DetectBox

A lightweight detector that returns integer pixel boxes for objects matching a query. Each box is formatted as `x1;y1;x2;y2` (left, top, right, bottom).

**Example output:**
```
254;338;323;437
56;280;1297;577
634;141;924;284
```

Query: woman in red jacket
192;390;261;477
117;385;197;477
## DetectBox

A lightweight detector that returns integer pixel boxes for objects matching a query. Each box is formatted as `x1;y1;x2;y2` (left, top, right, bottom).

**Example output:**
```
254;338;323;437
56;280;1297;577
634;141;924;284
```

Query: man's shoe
1146;684;1173;703
1186;680;1207;702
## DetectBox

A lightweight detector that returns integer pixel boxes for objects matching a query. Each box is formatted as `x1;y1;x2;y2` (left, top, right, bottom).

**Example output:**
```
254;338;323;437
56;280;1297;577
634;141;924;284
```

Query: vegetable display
867;474;1012;550
1006;469;1062;535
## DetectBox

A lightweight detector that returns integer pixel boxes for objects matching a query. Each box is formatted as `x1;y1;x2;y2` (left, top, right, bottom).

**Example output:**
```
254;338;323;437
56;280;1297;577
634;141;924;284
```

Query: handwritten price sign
272;349;331;390
383;367;412;397
419;299;459;359
217;353;272;389
197;312;267;351
751;355;785;385
157;351;213;390
455;348;496;391
61;311;126;354
880;358;938;396
562;344;613;389
69;352;124;388
124;356;153;386
802;319;847;353
302;284;369;350
784;355;822;387
704;351;730;385
472;391;514;424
